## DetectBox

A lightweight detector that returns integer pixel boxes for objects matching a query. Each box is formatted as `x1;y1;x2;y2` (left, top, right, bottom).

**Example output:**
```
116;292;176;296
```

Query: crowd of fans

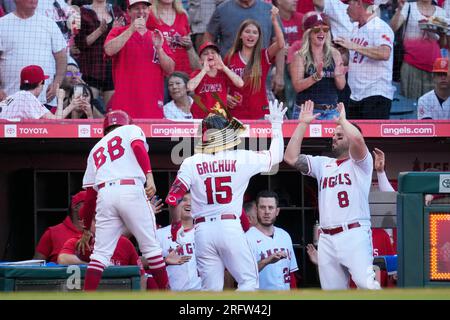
1;0;450;120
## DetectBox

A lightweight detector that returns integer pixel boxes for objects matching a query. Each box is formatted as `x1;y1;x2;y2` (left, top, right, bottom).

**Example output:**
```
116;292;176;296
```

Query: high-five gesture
299;100;320;124
333;102;346;125
265;99;287;125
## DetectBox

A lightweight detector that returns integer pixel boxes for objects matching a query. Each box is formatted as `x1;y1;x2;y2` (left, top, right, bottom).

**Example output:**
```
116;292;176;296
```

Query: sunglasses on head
311;25;330;33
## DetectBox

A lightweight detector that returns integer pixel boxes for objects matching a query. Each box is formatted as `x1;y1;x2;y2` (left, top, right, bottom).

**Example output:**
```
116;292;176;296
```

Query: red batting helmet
103;110;132;133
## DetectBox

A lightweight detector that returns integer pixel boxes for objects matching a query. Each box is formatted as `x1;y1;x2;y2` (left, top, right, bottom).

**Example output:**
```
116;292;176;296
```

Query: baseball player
246;190;298;290
165;100;287;291
78;110;169;291
284;100;380;290
156;192;202;291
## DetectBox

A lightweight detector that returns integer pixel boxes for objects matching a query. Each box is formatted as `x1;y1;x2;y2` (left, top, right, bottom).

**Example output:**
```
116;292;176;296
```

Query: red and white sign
150;124;199;138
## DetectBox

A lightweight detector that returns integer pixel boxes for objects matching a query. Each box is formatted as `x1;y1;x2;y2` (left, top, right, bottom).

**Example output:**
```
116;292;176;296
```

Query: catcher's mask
195;105;245;154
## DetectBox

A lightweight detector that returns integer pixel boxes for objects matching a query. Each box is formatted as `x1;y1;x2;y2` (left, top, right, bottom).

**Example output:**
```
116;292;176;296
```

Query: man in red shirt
104;0;175;119
33;191;85;263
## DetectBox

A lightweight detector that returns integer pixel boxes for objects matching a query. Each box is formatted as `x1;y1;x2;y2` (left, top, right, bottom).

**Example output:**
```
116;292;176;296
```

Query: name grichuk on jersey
82;125;148;188
305;150;373;228
246;226;298;290
156;225;201;291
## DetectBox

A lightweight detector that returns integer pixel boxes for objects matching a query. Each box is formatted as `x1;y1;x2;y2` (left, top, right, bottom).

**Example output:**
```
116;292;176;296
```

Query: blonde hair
298;28;334;73
151;0;186;22
226;19;263;93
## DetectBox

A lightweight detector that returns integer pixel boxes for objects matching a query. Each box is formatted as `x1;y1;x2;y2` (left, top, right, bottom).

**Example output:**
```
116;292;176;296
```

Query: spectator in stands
75;0;125;108
390;0;447;100
205;0;286;96
147;0;201;75
243;201;258;227
417;57;450;119
60;63;84;105
104;0;175;119
290;12;346;119
187;41;243;118
0;0;67;106
164;71;193;120
334;0;395;119
0;65;75;119
36;0;77;44
275;0;304;118
225;7;284;119
188;0;224;51
65;83;104;118
33;191;85;263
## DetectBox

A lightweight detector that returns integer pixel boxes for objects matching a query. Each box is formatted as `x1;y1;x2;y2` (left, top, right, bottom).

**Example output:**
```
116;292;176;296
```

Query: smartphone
74;85;83;99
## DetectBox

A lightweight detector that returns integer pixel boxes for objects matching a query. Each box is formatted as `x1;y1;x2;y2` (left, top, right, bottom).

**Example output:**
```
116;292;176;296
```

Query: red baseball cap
71;191;87;207
302;12;330;31
341;0;374;5
198;41;220;56
20;65;49;85
432;57;449;73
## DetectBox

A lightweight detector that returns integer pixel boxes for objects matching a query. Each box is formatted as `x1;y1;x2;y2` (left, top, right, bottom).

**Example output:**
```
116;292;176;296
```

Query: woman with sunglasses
290;12;346;120
224;6;285;119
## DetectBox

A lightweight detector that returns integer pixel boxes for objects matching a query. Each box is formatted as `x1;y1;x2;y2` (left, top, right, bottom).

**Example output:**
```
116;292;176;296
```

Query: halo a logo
442;178;450;189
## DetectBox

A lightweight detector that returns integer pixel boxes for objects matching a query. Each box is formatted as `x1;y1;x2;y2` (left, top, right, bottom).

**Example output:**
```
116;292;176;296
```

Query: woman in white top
164;72;194;120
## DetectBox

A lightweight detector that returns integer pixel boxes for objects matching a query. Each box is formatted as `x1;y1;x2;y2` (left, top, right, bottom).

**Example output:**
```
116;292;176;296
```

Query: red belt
97;179;136;190
321;222;361;235
194;214;237;224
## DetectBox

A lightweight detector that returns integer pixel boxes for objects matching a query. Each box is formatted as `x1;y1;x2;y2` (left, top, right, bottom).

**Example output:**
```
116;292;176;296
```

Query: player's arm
131;139;155;198
258;251;287;272
265;99;288;166
284;100;320;173
335;103;367;161
166;161;191;207
373;148;395;192
57;253;87;265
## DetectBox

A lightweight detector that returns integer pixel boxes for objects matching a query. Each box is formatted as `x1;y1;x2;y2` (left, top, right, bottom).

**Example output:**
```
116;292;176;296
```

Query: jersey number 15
204;176;232;204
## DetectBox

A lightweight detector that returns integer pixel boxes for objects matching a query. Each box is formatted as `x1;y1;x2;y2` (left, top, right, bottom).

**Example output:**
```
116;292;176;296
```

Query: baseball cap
128;0;150;9
302;12;330;31
341;0;374;4
20;65;49;86
198;41;220;56
71;191;87;207
432;57;449;73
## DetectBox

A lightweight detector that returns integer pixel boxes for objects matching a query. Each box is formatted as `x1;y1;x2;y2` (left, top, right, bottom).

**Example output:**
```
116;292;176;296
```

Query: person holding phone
65;83;104;119
289;12;346;120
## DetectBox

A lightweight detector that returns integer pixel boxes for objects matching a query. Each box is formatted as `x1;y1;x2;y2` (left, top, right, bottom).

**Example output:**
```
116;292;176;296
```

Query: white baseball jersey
0;91;49;120
305;151;373;228
323;0;356;40
175;150;272;219
156;225;201;291
246;226;298;290
417;90;450;120
347;16;395;101
82;124;148;188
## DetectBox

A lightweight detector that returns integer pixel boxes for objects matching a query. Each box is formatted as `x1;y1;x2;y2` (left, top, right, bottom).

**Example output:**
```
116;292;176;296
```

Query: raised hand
180;35;193;49
214;53;225;70
149;195;164;214
299;100;320;124
152;29;164;49
264;99;287;125
271;5;279;22
202;55;211;72
373;148;386;173
113;16;125;28
334;102;346;124
133;17;147;33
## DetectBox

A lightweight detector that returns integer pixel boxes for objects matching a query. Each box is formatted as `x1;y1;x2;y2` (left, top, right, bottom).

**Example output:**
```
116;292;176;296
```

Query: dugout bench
0;265;141;292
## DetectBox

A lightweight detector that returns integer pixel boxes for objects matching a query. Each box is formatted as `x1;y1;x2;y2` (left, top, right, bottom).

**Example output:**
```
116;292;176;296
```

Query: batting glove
265;99;287;129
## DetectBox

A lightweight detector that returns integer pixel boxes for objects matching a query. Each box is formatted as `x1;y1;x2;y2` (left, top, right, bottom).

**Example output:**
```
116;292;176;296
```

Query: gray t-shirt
207;0;276;56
